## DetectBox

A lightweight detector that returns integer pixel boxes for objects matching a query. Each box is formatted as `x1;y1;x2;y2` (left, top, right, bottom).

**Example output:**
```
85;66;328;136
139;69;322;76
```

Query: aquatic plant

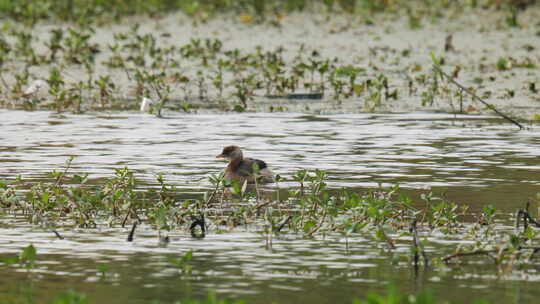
5;278;496;304
47;66;66;112
0;14;535;119
170;249;194;273
0;0;533;26
0;159;518;242
1;244;37;269
233;73;259;109
94;75;115;108
3;158;540;304
63;26;99;65
135;69;173;117
2;153;540;278
50;289;89;304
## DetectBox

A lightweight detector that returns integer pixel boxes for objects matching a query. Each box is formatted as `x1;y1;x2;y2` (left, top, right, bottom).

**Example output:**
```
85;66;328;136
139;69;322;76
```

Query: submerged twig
515;204;540;231
410;219;429;268
521;246;540;260
121;209;141;228
121;210;130;228
519;210;540;228
276;215;292;233
443;246;540;264
127;221;137;242
433;65;524;130
52;229;64;240
255;200;272;210
382;231;396;250
524;212;540;227
443;250;497;263
190;213;206;238
53;157;74;187
444;34;455;52
515;209;522;230
307;209;327;237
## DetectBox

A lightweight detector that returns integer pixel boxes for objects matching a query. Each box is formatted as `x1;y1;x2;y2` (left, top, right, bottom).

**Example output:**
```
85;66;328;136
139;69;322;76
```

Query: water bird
216;145;274;184
22;80;48;98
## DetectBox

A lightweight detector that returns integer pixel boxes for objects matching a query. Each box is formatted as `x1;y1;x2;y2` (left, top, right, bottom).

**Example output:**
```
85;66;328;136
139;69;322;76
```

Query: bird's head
216;145;243;160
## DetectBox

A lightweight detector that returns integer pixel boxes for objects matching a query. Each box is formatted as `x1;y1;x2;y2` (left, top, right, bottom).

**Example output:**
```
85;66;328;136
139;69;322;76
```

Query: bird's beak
216;154;224;158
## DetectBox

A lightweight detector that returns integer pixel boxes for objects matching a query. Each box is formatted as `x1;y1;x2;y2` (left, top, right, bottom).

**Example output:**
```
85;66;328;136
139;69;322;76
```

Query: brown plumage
216;145;274;184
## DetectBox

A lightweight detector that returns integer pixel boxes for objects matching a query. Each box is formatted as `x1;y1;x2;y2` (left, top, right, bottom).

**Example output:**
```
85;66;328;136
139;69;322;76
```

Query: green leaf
20;244;37;268
183;249;193;262
2;255;20;265
303;220;316;231
233;104;245;112
97;264;109;274
429;51;440;66
496;57;510;71
41;192;50;204
50;289;88;304
231;181;242;195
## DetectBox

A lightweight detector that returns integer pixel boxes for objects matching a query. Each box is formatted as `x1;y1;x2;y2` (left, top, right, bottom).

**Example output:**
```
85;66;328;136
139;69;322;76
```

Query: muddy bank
0;9;539;118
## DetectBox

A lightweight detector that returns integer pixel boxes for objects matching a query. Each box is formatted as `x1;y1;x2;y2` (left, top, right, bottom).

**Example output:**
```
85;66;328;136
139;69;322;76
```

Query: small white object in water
23;79;48;97
140;97;153;112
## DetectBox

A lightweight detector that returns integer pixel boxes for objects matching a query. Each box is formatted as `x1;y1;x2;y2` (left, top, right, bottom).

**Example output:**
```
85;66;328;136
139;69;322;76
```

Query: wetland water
1;109;539;303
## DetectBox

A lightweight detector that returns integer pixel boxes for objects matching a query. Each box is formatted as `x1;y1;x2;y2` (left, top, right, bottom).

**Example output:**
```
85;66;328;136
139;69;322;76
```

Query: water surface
1;110;539;303
1;110;538;211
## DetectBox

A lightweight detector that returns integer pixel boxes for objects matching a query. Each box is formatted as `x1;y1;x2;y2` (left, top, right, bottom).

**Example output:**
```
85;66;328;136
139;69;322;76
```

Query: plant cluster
0;24;409;114
0;0;533;25
2;158;540;271
0;1;536;116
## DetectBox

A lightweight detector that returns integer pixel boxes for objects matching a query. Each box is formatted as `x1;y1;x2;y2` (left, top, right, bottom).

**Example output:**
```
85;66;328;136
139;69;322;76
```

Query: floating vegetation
1;157;540;272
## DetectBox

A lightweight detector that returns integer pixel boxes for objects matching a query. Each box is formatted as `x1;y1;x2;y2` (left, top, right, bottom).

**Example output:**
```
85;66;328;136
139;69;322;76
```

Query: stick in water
127;221;138;242
52;230;64;240
433;65;524;130
409;219;429;268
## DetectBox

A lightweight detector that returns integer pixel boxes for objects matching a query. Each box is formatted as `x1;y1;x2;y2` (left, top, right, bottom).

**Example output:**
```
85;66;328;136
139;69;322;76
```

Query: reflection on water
1;110;539;303
0;110;538;210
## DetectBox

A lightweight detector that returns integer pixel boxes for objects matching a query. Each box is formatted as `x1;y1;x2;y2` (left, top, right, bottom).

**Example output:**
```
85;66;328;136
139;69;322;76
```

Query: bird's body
216;145;274;184
22;80;47;98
